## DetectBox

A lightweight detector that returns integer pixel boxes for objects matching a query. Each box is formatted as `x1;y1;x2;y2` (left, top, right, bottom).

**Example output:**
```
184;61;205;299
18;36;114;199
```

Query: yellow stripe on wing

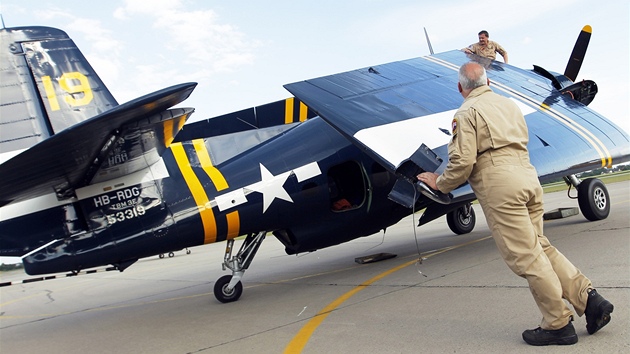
171;142;217;244
490;81;612;168
422;55;612;168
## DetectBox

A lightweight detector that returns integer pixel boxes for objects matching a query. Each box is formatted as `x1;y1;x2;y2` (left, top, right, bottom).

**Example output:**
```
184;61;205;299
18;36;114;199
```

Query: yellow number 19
41;72;93;111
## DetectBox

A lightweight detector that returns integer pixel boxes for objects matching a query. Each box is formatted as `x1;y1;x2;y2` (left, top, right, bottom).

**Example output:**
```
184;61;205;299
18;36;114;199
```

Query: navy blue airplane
0;25;628;302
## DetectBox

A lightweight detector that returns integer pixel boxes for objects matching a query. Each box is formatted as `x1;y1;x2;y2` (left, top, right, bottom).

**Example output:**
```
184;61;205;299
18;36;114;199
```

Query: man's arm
495;42;508;64
462;44;474;54
434;111;478;193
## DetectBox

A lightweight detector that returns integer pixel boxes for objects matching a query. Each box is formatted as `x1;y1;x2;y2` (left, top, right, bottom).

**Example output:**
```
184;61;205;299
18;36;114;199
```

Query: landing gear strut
213;231;266;303
565;175;610;221
446;202;476;235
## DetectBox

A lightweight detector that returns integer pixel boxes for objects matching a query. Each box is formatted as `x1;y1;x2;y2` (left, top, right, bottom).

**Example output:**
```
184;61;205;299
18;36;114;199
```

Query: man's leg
476;166;573;330
525;180;592;315
526;181;614;334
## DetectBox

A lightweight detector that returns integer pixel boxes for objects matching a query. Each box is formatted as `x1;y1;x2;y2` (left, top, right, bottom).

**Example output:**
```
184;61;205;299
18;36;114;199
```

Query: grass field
542;170;630;193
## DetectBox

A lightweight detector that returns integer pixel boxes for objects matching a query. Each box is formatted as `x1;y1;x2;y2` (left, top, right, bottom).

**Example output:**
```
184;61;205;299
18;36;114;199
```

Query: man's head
457;62;489;97
477;30;489;46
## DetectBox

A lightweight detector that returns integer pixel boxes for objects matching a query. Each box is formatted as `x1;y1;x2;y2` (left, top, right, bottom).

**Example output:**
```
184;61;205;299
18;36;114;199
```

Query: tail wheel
214;275;243;303
577;178;610;221
446;203;476;235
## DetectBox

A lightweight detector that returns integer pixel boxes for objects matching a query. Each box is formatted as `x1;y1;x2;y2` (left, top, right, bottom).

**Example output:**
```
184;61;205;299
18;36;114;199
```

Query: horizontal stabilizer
0;82;196;207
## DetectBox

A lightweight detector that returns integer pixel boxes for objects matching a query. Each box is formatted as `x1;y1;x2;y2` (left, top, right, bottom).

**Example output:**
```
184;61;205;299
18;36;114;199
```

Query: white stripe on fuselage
0;160;170;221
354;97;536;168
214;161;321;213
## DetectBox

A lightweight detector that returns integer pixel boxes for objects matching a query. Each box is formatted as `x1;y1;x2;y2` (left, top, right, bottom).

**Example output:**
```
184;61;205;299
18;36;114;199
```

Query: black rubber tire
446;203;476;235
168;252;174;258
577;178;610;221
214;275;243;303
159;254;164;259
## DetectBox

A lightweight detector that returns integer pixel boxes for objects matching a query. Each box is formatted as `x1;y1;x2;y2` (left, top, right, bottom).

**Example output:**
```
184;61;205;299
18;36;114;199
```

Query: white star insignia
246;163;293;213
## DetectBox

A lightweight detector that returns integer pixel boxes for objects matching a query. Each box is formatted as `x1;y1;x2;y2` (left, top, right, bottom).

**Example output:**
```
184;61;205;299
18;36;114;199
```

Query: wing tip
582;25;592;34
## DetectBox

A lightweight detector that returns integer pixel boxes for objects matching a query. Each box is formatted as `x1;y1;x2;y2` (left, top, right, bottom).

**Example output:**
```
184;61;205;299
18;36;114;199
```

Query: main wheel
214;275;243;303
577;178;610;221
446;203;476;235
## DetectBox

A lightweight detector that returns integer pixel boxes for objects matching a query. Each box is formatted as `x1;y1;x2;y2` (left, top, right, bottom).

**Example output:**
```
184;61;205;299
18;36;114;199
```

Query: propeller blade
564;25;591;82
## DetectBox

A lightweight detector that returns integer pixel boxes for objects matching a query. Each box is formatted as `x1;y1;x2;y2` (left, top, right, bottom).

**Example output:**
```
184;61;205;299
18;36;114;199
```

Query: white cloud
114;0;258;74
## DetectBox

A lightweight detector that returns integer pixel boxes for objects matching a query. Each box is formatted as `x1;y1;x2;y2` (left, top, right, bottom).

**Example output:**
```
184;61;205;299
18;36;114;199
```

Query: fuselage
2;117;411;275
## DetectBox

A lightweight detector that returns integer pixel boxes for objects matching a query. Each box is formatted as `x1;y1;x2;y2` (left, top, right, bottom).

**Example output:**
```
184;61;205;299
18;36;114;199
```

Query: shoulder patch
451;118;458;135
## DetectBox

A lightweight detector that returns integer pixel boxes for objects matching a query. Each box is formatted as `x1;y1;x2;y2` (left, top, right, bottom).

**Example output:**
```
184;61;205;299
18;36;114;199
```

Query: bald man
417;62;613;346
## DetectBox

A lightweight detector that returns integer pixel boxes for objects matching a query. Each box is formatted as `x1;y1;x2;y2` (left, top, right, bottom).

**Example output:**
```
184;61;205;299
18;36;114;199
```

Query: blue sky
0;1;628;265
1;0;628;133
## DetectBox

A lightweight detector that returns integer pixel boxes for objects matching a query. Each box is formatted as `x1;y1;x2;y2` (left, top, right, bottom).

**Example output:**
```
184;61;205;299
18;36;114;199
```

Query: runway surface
1;181;628;353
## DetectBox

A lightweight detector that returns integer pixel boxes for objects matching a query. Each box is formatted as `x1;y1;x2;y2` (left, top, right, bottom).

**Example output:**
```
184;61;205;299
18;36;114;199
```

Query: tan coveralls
464;40;507;61
436;85;592;330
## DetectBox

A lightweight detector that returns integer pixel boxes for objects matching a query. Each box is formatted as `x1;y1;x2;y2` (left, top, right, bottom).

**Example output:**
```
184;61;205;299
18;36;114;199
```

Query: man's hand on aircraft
417;172;439;190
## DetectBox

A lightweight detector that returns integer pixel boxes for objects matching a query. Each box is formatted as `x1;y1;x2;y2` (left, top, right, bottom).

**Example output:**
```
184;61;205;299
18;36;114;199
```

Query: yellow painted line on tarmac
283;236;492;353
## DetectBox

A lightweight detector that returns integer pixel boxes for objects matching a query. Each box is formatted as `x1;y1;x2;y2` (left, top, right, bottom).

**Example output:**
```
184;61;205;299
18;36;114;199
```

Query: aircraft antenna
0;14;5;29
424;27;434;55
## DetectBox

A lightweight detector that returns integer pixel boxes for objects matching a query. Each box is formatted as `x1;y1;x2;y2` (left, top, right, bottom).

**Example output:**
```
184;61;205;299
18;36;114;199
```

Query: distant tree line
577;164;630;177
0;263;24;271
542;164;629;185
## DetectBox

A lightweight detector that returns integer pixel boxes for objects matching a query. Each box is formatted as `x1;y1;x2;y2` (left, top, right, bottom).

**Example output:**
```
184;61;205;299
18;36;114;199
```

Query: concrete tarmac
1;181;628;353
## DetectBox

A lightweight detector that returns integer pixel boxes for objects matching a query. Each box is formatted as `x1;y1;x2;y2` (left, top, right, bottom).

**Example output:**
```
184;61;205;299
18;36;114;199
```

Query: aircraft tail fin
0;26;118;154
0;26;198;206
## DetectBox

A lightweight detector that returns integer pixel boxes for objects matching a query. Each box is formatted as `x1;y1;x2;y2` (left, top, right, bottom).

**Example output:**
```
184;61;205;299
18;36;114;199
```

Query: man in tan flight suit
417;62;613;346
463;30;508;63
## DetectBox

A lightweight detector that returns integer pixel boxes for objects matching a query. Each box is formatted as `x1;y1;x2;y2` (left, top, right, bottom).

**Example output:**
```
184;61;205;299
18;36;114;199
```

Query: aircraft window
327;161;366;212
